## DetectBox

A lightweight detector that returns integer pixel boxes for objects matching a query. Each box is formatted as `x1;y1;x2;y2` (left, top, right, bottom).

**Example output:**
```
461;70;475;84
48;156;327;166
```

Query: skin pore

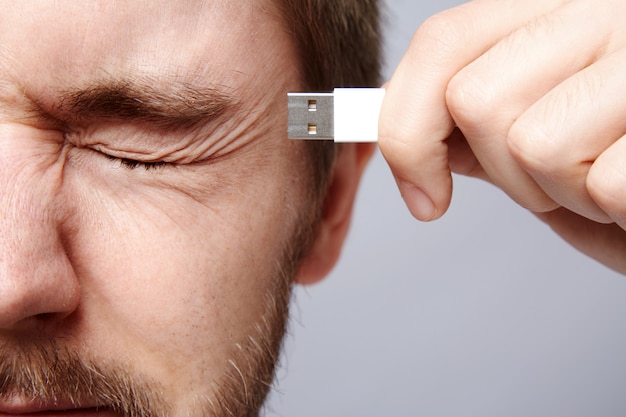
0;1;373;416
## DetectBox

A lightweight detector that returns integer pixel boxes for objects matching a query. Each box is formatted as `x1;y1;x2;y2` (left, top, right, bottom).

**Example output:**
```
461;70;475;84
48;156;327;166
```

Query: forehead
0;1;295;102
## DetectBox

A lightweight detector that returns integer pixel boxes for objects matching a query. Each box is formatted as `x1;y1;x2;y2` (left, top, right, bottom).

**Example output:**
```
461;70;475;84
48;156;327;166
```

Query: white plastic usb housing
287;88;385;142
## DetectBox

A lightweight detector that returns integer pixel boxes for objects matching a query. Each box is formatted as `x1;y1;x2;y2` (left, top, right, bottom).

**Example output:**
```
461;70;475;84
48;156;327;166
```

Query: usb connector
288;88;385;142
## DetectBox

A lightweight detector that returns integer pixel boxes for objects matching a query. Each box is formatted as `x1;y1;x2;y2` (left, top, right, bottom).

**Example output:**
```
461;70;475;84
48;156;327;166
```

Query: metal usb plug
287;88;385;143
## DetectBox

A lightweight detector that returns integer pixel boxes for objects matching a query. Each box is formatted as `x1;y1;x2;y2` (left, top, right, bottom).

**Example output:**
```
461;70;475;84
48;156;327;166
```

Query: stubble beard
0;195;321;417
0;248;294;417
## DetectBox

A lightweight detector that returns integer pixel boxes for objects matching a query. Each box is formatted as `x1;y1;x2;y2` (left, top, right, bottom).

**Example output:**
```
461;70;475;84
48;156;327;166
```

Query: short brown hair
277;0;382;91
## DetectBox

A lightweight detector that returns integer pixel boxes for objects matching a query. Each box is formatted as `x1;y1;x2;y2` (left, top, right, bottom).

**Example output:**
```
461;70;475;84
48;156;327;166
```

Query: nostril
0;271;81;330
0;230;81;330
12;310;77;332
34;312;58;321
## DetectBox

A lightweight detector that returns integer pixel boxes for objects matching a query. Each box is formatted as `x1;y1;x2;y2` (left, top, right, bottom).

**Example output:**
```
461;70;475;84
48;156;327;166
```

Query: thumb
378;29;456;221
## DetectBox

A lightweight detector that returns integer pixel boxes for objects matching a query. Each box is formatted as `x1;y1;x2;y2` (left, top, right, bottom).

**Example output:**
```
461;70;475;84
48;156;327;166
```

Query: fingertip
398;182;438;221
379;127;454;222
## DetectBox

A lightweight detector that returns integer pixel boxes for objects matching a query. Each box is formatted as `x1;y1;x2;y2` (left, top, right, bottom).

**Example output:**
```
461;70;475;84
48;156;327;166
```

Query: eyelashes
104;154;169;171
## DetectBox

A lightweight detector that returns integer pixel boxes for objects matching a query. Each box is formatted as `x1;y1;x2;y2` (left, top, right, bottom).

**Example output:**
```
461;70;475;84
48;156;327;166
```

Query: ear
295;142;376;285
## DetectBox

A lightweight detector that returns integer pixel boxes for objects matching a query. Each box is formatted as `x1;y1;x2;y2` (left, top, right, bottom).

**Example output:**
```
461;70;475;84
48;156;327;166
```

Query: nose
0;228;81;329
0;235;80;329
0;128;80;330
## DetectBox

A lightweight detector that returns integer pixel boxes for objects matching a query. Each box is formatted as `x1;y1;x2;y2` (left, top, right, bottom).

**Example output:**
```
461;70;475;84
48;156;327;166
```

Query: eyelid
83;145;173;171
103;154;170;171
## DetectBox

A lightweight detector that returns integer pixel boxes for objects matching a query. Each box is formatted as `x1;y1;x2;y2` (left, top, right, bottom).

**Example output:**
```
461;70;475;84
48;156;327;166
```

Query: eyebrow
56;77;237;130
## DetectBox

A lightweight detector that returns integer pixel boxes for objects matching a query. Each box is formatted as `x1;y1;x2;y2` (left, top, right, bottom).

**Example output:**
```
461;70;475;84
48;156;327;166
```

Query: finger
537;207;626;274
588;132;626;229
447;127;489;181
511;48;626;223
446;0;615;214
379;0;564;221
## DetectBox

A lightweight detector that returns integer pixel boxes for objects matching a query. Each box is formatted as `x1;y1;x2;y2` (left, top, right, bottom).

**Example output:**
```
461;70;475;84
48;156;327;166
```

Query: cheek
60;155;297;386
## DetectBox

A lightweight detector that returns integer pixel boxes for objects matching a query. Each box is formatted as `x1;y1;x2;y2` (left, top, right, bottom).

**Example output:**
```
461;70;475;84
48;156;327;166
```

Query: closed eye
104;154;169;171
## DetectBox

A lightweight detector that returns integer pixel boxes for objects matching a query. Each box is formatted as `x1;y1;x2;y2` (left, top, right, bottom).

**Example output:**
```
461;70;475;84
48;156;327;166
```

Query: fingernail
400;183;436;221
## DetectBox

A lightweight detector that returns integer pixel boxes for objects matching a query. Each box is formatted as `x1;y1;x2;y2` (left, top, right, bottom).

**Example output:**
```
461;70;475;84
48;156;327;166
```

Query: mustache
0;341;168;417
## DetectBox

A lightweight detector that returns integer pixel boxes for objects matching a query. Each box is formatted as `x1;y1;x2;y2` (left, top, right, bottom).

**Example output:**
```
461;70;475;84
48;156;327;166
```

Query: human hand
378;0;626;273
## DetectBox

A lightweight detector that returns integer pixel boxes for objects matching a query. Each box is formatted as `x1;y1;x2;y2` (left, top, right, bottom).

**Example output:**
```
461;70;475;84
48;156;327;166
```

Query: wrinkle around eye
61;122;209;167
64;144;229;206
59;105;266;171
79;145;176;171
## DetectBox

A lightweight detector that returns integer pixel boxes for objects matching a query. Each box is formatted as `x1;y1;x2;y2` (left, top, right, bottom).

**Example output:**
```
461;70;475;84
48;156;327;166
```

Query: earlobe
295;142;375;285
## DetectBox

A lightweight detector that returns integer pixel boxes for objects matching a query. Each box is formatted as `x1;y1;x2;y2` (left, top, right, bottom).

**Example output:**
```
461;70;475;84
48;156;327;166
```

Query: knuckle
507;118;563;175
411;11;467;63
377;105;413;148
378;125;419;166
446;69;494;128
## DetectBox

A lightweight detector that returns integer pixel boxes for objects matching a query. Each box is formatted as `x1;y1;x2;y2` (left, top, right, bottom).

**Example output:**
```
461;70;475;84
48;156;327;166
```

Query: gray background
267;1;626;416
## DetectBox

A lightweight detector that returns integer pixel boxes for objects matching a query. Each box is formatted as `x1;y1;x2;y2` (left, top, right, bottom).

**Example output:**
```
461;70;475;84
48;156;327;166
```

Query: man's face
0;2;314;416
